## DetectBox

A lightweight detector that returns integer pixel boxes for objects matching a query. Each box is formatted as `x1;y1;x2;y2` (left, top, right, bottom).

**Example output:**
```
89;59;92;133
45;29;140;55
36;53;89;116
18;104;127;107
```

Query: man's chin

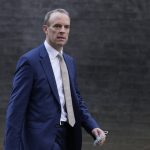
57;42;67;47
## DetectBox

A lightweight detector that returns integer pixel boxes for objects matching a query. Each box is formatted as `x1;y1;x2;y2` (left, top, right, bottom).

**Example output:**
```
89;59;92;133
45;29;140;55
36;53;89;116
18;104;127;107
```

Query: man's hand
91;128;107;146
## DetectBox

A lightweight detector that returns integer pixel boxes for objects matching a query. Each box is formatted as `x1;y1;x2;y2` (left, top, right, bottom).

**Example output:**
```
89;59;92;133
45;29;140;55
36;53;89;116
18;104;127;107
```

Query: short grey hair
43;8;70;26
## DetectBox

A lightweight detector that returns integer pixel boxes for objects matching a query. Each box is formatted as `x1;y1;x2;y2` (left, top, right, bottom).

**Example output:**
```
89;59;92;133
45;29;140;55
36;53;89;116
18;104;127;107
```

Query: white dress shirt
44;40;67;122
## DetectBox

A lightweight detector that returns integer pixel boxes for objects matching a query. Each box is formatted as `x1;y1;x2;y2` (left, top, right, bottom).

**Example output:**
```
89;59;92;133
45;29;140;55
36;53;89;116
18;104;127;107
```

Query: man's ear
42;25;48;34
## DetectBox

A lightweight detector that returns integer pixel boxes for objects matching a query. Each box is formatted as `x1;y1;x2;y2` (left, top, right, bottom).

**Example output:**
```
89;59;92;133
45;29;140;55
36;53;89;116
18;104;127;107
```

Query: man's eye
65;25;70;29
54;24;62;28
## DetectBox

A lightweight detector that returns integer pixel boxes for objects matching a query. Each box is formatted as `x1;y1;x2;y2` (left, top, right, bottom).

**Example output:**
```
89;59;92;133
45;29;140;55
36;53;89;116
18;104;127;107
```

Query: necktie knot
57;53;63;60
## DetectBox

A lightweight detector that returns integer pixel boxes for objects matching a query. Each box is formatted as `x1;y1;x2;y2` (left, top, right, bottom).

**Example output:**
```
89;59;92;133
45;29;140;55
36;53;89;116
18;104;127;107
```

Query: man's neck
46;40;63;52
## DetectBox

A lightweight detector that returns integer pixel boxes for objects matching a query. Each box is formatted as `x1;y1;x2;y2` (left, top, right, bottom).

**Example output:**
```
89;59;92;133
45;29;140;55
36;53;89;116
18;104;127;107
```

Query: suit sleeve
72;59;100;134
4;56;34;150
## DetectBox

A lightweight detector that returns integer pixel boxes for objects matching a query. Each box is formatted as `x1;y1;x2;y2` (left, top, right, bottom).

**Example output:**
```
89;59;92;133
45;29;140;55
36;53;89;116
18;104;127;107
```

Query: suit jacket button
55;124;60;128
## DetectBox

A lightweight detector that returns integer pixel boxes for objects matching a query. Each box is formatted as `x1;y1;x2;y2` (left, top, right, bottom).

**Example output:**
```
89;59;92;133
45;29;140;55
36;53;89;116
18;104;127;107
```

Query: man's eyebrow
54;24;62;26
53;24;70;27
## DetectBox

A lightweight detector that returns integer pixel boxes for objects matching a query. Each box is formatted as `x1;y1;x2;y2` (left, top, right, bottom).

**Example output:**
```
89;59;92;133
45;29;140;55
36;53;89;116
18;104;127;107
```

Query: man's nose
60;26;66;32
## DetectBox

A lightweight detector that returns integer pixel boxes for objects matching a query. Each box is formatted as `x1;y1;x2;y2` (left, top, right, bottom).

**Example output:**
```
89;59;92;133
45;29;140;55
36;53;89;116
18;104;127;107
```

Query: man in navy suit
4;8;106;150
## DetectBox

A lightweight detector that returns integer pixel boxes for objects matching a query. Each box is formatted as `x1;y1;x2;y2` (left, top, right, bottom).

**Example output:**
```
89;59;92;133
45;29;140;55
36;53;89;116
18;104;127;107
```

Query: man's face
43;12;70;51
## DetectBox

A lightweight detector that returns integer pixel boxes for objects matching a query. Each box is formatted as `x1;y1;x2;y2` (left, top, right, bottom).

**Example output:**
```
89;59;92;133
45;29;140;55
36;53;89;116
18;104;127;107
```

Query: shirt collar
44;40;63;60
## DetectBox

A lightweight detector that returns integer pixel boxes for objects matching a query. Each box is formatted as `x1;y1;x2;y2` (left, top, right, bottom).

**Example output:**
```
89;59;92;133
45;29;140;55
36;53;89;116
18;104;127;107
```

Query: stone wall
0;0;150;150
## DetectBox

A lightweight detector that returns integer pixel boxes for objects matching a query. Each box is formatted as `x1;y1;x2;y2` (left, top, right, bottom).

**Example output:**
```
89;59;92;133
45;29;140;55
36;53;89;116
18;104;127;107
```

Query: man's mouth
57;36;66;40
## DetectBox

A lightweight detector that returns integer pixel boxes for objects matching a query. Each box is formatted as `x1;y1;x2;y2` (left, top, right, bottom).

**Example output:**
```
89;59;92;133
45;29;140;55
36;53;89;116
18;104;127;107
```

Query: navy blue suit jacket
4;44;99;150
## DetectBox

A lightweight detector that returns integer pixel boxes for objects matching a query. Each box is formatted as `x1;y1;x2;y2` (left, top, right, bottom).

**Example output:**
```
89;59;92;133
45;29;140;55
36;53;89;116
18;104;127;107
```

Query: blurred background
0;0;150;150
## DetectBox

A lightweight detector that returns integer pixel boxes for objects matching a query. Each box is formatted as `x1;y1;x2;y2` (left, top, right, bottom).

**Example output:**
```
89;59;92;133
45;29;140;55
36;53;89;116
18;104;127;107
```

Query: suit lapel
63;54;74;87
39;45;60;105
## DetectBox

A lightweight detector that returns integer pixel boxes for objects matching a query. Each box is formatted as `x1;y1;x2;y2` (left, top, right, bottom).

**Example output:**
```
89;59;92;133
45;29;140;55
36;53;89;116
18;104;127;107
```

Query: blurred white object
93;131;108;146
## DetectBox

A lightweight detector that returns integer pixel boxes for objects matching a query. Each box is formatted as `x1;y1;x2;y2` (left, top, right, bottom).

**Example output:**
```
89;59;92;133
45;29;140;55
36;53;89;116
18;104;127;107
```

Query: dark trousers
52;123;69;150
